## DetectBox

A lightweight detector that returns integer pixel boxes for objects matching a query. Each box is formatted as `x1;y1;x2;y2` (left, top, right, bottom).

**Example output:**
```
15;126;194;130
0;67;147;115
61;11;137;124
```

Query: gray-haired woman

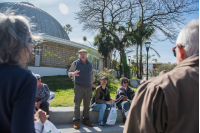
0;12;48;133
35;74;50;115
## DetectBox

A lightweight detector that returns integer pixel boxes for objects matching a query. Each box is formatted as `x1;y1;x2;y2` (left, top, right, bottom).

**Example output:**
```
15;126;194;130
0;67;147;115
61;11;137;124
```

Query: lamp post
128;56;131;67
128;56;131;77
145;42;151;80
34;42;42;56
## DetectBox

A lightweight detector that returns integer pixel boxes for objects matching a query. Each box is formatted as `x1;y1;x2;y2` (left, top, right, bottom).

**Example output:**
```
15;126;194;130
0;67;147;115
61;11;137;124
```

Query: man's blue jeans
117;101;130;118
91;103;116;123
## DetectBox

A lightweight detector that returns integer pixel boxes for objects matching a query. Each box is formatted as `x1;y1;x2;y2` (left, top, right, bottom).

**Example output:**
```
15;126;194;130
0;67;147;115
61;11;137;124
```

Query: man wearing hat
68;49;95;129
90;76;115;127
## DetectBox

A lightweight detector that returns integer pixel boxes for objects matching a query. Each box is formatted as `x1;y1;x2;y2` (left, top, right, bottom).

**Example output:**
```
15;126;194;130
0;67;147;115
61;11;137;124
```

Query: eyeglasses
123;82;128;84
172;45;185;57
37;78;41;80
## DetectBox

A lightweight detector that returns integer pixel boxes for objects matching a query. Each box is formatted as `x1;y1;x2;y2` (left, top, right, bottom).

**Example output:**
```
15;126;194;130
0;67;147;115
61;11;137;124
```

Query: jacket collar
79;58;89;64
120;86;131;90
100;85;108;90
176;54;199;69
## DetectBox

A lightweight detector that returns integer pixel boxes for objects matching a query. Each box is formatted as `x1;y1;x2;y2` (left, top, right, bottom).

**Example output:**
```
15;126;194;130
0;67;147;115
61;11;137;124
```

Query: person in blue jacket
0;12;48;133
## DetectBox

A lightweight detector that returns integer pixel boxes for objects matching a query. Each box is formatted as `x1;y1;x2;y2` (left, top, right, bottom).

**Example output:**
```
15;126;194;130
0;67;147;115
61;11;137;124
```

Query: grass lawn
131;77;141;80
41;75;137;107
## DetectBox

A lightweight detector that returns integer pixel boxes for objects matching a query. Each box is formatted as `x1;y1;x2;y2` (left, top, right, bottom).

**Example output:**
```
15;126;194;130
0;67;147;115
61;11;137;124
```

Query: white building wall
28;66;67;77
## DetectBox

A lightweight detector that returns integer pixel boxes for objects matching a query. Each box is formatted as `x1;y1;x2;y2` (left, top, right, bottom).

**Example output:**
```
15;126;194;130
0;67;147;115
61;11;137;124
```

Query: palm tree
105;22;133;77
129;19;157;79
83;36;93;47
94;30;114;68
63;24;72;34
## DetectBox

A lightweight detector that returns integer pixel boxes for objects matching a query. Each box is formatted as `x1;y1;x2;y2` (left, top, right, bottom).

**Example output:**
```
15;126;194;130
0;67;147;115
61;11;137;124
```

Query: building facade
0;2;105;76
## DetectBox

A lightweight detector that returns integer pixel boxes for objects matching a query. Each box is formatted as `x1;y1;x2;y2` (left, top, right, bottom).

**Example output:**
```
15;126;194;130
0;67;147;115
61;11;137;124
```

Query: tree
94;29;114;68
130;60;137;76
156;63;177;74
75;0;197;76
83;36;93;46
122;53;130;78
143;54;160;76
111;59;120;77
63;24;72;34
127;19;155;79
76;0;197;42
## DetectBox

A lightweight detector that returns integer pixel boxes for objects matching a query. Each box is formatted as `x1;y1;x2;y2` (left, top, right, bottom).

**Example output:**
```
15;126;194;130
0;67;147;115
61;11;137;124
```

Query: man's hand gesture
73;70;80;77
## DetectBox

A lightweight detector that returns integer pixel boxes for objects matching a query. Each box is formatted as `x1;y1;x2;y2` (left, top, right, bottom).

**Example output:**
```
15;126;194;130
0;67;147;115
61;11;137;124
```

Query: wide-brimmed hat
78;49;87;54
101;76;108;80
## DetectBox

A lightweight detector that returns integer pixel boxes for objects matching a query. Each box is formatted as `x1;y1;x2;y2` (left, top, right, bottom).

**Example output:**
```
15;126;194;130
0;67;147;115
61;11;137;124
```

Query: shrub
94;68;119;90
122;53;130;79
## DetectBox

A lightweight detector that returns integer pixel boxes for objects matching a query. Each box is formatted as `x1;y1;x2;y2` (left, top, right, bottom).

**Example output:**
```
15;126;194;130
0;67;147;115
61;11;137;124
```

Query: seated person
35;74;50;115
115;77;135;123
90;76;115;127
34;109;49;133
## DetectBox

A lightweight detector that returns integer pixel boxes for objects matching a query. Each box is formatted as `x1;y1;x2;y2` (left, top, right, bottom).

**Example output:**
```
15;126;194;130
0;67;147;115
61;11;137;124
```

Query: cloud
34;0;59;4
59;3;69;15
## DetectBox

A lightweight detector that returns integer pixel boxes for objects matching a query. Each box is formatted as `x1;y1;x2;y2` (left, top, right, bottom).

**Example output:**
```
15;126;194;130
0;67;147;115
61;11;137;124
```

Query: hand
106;100;115;105
73;70;80;77
92;84;97;88
106;101;111;105
34;109;49;124
129;101;132;104
35;102;42;109
123;97;128;101
111;100;115;104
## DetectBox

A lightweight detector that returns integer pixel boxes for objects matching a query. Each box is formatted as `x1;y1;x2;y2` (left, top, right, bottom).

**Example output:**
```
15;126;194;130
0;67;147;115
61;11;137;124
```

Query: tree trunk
104;56;107;68
136;44;139;78
120;52;122;77
139;42;142;79
121;49;126;77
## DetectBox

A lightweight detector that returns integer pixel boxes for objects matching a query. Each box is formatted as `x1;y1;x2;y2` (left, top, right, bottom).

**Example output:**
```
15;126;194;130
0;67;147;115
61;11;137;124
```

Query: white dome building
0;2;104;76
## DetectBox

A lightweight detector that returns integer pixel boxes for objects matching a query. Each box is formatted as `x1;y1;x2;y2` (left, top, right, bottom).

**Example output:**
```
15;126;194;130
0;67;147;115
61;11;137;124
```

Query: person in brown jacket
90;76;115;127
124;19;199;133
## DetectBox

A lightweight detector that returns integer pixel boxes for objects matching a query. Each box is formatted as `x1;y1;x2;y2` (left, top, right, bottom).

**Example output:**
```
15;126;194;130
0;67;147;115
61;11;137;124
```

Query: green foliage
44;51;59;58
94;68;119;90
66;56;77;71
41;75;133;107
156;63;177;74
111;60;120;71
130;60;137;75
127;19;157;78
122;53;130;79
63;24;72;34
94;29;115;68
143;54;158;64
131;77;141;80
41;75;74;92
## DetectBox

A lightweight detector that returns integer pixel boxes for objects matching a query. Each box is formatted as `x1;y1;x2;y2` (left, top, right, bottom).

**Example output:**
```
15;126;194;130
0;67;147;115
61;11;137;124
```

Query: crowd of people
0;12;198;133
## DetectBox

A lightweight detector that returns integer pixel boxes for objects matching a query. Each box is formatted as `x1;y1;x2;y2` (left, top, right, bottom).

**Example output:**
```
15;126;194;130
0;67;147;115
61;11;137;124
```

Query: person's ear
177;45;185;58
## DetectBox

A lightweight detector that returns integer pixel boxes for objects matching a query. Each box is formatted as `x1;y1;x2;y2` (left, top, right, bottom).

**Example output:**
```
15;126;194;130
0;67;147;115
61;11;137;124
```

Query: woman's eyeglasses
172;45;185;57
37;78;41;80
123;82;128;84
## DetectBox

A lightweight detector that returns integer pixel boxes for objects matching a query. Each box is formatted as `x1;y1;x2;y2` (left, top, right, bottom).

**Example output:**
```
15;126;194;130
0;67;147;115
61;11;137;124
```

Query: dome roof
0;2;70;40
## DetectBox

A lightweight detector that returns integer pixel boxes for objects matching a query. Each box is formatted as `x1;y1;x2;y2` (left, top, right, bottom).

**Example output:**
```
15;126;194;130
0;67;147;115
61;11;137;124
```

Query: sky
0;0;199;63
